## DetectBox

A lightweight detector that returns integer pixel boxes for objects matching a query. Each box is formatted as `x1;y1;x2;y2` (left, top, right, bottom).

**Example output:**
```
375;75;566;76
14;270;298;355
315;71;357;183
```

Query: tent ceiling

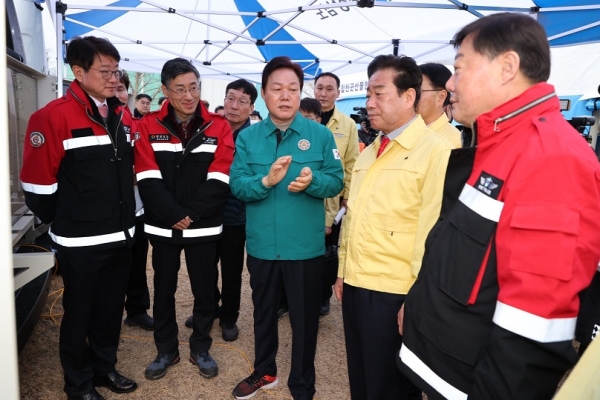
59;0;600;92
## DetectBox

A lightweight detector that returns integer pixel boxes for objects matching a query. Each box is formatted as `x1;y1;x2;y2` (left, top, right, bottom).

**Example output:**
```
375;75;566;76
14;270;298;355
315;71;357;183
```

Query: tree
129;71;163;100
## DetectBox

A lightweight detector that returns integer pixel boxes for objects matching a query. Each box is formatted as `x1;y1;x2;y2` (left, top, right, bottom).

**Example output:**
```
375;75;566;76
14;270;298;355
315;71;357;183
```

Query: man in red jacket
20;36;137;400
134;58;234;381
398;13;600;399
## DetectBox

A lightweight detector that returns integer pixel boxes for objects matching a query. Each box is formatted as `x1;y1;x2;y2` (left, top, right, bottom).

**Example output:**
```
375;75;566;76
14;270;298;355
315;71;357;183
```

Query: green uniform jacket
230;113;344;260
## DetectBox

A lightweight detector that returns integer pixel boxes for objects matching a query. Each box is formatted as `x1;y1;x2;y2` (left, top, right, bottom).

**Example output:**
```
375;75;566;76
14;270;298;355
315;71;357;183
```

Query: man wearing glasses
184;79;258;342
20;36;137;399
134;58;234;381
417;63;461;148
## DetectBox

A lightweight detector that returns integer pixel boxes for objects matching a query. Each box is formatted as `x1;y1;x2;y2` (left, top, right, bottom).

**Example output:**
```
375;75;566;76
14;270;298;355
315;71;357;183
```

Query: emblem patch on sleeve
332;149;341;160
30;132;45;148
476;171;503;199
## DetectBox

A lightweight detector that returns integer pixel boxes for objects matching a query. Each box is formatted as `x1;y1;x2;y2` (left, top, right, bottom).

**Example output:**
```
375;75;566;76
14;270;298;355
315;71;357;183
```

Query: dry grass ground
18;247;350;400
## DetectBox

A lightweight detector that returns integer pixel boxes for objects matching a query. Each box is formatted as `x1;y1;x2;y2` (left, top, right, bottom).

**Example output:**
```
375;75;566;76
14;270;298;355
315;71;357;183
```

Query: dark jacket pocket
437;201;497;305
419;311;483;366
73;147;109;192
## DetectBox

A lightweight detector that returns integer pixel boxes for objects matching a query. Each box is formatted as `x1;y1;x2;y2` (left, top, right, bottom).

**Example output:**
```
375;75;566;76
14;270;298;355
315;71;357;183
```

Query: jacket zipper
492;91;556;132
86;109;122;156
70;87;122;156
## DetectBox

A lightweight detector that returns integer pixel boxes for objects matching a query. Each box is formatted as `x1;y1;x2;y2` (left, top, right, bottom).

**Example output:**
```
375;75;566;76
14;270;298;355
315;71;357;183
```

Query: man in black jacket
134;58;234;381
20;36;137;400
185;79;257;342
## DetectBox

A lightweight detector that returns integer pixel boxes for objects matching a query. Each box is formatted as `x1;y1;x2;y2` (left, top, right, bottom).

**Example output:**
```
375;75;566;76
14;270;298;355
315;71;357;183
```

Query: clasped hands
262;155;312;192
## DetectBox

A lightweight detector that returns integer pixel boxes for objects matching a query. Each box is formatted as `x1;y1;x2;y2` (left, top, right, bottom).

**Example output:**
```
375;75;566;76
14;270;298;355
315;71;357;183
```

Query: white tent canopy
52;1;600;97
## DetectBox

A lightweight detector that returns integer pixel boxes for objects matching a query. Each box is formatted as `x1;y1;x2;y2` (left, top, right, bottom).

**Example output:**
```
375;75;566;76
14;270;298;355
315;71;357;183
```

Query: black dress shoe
124;313;154;331
67;388;105;400
145;352;180;380
94;371;137;394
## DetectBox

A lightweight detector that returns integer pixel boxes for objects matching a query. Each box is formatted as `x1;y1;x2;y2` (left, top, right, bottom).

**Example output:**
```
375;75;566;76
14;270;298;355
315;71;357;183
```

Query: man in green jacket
230;56;343;400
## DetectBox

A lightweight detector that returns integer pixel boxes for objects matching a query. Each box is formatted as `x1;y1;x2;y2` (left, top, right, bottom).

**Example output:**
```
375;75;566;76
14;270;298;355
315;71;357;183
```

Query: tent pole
55;1;67;97
393;39;399;56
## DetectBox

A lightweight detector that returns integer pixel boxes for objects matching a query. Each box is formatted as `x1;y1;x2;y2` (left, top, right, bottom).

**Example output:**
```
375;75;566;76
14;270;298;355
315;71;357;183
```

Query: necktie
276;129;282;146
180;121;189;134
377;135;390;158
99;104;108;119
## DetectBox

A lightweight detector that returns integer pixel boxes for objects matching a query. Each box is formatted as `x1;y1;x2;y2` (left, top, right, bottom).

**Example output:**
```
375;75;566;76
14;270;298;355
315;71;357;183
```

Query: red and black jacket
398;83;600;399
134;100;234;244
20;80;136;253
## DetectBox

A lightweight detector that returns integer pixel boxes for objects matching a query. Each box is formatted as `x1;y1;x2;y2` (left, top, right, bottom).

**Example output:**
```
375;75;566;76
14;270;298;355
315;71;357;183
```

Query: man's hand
325;226;332;236
341;199;348;211
398;304;405;336
262;156;292;188
172;216;193;230
334;277;344;301
288;167;313;192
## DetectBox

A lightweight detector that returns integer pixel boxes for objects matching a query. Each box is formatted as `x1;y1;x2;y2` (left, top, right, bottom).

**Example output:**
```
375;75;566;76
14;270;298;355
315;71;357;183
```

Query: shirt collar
88;95;107;109
381;114;417;142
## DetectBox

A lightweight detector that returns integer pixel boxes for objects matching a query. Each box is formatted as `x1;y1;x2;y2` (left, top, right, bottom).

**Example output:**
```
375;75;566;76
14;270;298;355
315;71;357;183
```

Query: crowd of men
19;12;600;400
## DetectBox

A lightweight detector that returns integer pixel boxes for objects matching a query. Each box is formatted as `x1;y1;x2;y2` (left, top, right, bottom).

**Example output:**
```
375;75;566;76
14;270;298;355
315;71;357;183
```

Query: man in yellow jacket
417;63;462;148
334;55;453;400
314;71;360;315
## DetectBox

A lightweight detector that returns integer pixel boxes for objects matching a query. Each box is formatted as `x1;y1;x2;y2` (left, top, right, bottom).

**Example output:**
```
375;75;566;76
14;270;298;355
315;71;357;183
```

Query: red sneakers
232;371;279;399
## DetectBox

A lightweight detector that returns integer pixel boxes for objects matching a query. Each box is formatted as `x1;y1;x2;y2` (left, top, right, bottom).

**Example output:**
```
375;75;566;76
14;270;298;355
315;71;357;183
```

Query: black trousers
214;224;246;324
125;218;150;317
58;247;131;397
247;255;324;400
342;283;421;400
150;239;217;354
322;218;342;301
279;220;341;310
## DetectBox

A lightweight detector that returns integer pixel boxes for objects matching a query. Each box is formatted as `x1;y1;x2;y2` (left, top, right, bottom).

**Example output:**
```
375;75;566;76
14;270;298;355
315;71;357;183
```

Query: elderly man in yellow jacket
334;55;453;400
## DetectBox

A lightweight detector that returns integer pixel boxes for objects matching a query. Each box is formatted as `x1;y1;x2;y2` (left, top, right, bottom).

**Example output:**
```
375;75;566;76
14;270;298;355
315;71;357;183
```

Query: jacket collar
394;114;428;150
262;113;304;137
67;80;123;121
428;113;451;133
474;82;558;145
236;118;251;135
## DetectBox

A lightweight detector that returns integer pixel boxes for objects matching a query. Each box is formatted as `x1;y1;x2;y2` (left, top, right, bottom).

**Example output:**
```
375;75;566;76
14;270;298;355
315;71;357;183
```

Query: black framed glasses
421;89;444;92
89;67;123;80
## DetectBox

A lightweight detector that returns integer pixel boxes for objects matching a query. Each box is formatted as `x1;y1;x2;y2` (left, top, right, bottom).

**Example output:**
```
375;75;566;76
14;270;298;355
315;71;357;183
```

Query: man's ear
72;65;84;83
436;89;447;108
500;50;521;84
403;87;417;110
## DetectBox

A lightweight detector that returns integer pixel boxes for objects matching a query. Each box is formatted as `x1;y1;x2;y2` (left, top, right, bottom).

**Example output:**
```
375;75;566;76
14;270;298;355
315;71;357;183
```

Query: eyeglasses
89;68;123;80
167;85;200;97
224;96;250;107
304;115;319;121
421;89;444;92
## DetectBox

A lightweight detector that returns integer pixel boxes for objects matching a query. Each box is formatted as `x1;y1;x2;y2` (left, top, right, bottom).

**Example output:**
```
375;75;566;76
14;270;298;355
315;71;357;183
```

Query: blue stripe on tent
65;0;142;40
536;0;600;45
233;0;320;77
